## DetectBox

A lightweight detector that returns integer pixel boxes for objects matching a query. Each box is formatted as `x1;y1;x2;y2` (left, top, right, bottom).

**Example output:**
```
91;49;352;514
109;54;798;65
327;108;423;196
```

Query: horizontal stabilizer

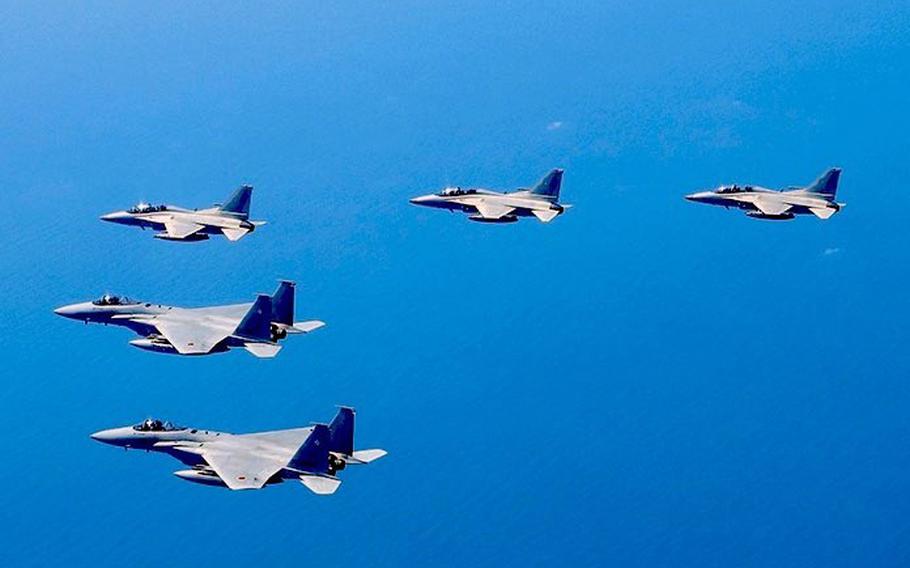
531;209;560;223
809;206;837;220
289;320;326;334
243;342;282;358
343;449;388;465
221;227;250;241
299;474;342;495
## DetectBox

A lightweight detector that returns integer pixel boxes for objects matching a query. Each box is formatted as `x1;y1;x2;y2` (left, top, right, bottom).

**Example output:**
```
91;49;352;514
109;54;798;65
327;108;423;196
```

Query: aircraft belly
164;449;208;468
123;321;159;337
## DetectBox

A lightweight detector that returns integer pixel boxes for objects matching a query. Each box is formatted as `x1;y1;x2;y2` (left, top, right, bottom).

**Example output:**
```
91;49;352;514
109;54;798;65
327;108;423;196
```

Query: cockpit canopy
438;187;477;197
716;185;753;194
128;202;167;214
133;418;184;432
92;294;136;306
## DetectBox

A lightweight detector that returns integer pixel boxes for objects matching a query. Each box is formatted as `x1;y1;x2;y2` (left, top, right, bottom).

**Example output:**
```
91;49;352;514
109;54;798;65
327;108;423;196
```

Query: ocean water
1;2;909;566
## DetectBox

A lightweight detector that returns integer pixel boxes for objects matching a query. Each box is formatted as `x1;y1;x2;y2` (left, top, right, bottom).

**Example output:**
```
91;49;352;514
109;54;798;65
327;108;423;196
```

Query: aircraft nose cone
53;304;81;319
90;427;134;447
685;192;709;202
100;211;128;222
90;429;117;444
409;195;433;205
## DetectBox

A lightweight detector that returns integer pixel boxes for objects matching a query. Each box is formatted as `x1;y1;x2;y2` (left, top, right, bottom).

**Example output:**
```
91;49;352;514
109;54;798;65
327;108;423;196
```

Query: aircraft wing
193;428;313;490
751;197;792;216
473;200;515;220
151;317;231;355
163;219;206;239
239;427;314;450
188;303;253;320
199;449;285;490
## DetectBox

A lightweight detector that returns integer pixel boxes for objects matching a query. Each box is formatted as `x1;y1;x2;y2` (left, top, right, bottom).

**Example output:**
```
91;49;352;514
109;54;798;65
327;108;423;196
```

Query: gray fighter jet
100;185;265;241
91;407;386;493
410;169;569;223
685;168;844;220
54;281;324;358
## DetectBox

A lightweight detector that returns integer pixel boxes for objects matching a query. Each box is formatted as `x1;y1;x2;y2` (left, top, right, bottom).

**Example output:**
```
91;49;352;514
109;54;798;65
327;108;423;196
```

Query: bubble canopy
91;294;137;306
128;202;167;214
716;185;753;194
438;187;477;197
133;419;184;432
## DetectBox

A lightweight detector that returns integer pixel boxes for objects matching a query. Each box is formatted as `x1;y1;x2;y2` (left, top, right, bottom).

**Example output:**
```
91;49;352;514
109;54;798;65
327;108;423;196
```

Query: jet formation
54;280;324;358
100;185;265;241
71;166;845;495
685;168;843;220
410;168;570;223
91;407;386;493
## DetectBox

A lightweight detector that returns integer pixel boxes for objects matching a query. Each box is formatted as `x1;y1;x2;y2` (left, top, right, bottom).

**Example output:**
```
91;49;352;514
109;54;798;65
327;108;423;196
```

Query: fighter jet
685;168;844;220
410;169;569;223
90;407;386;493
53;281;324;358
99;185;265;241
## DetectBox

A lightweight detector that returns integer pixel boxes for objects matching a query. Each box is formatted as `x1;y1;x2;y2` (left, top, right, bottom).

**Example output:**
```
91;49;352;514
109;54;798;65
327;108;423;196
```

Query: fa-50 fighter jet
100;185;265;241
410;169;569;223
685;168;844;220
54;281;324;358
91;407;386;493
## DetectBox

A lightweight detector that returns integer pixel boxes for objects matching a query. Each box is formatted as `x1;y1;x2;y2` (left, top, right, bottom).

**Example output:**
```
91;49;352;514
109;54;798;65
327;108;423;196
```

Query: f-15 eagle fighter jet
100;184;265;241
91;407;386;493
685;168;844;220
410;169;569;223
54;281;324;358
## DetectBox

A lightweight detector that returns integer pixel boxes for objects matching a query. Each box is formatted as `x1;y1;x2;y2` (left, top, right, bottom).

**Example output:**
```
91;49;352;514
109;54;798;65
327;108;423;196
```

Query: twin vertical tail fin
271;280;326;335
290;423;332;474
328;406;387;465
235;295;273;340
328;407;355;456
292;408;386;495
291;424;342;494
236;295;282;357
529;169;564;199
271;281;295;326
804;168;841;198
220;185;253;218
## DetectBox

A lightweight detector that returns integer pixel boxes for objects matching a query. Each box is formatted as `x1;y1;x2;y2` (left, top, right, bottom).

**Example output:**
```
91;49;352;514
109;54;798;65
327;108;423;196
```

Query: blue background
1;2;909;566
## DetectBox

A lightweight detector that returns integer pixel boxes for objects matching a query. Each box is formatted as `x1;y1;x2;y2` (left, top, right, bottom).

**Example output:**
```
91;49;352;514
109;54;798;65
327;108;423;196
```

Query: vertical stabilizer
235;295;272;340
528;169;564;199
289;424;331;474
221;185;253;217
804;168;841;198
328;407;355;456
271;281;295;325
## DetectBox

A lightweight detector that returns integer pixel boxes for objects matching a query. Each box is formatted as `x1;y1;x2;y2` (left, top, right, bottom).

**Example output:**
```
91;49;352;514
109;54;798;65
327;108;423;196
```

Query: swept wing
473;200;516;220
162;219;206;240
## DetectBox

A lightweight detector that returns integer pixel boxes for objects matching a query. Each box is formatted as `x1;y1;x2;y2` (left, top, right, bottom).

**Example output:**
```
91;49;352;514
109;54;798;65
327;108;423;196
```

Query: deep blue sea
1;2;909;566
